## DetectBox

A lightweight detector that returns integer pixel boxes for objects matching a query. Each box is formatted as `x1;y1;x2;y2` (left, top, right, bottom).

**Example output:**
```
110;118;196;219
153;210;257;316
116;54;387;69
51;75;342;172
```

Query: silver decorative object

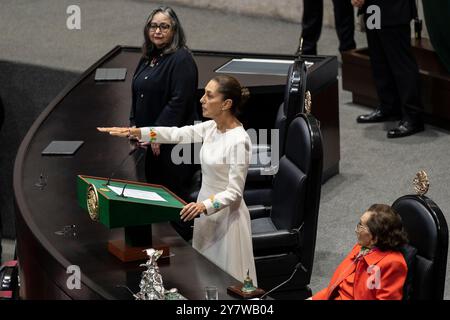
134;248;166;300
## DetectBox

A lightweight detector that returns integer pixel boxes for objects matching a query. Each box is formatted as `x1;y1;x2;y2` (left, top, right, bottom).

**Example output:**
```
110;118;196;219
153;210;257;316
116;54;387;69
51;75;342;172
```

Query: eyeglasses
355;222;369;233
148;23;172;33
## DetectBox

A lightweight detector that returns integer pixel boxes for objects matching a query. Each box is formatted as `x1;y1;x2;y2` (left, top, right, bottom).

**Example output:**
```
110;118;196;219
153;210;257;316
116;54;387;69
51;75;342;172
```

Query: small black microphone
118;184;128;198
104;145;140;186
259;262;307;300
118;150;145;198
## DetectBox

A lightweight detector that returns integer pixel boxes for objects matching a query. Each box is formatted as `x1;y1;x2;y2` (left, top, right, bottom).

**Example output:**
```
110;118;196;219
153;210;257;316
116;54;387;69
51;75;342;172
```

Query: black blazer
130;47;199;127
364;0;417;27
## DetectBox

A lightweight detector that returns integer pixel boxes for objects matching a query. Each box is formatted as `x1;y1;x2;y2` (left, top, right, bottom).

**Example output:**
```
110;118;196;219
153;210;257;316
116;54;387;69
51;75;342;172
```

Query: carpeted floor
1;0;449;299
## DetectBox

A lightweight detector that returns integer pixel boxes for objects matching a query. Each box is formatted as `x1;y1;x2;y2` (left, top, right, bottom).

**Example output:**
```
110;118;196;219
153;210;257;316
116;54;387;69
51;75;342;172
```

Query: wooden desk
13;47;339;299
192;50;339;182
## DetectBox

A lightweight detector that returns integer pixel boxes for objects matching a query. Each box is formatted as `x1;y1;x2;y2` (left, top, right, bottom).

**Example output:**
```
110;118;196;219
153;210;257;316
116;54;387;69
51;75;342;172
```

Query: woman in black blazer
130;6;199;201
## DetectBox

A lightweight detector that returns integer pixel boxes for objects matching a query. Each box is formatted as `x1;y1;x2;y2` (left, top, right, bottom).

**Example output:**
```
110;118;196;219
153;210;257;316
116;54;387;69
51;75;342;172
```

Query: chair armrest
252;230;300;256
244;188;272;206
260;164;278;176
247;167;274;183
248;205;271;220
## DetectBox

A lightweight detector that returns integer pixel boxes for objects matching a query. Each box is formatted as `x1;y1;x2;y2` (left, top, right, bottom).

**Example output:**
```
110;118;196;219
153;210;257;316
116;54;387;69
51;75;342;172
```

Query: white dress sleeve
201;137;251;215
140;121;212;144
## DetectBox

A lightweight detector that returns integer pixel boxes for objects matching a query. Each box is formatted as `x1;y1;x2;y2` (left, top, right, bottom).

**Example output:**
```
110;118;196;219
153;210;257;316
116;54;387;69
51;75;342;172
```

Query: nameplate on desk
215;58;314;76
41;140;84;156
95;68;127;81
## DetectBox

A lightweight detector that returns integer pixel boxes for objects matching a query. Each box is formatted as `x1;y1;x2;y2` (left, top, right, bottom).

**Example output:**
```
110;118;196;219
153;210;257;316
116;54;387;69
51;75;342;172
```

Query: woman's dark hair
366;204;408;251
212;75;250;117
142;6;187;59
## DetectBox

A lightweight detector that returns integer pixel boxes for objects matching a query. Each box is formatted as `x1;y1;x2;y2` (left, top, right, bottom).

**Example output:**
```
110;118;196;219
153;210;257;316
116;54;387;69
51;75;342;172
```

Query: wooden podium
77;175;186;262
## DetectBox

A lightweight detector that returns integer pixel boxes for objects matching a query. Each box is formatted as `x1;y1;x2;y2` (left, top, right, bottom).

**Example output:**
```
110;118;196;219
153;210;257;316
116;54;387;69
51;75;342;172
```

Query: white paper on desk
108;186;167;202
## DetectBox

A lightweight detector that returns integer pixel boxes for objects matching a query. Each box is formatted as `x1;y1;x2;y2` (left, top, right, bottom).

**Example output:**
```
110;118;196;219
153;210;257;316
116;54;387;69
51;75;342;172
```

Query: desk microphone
258;261;307;300
104;144;141;187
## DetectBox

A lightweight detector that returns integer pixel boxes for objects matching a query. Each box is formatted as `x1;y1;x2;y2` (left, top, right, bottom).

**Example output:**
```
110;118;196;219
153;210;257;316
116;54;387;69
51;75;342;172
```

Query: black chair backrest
392;195;449;300
274;102;287;157
276;59;308;158
284;60;308;124
271;113;323;254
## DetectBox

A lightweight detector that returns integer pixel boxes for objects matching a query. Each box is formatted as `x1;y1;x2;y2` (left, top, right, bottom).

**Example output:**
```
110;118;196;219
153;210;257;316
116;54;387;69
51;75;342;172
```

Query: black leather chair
243;102;286;207
247;101;286;181
251;112;323;299
176;55;309;240
244;58;309;207
392;192;448;300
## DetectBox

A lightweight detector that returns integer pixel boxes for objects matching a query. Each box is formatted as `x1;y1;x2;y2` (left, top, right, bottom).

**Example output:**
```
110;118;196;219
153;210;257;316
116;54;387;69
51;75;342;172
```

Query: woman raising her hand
98;75;257;285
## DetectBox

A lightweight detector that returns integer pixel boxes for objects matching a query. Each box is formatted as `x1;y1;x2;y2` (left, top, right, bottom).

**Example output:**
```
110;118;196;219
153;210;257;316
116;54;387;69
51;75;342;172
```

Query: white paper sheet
108;186;167;202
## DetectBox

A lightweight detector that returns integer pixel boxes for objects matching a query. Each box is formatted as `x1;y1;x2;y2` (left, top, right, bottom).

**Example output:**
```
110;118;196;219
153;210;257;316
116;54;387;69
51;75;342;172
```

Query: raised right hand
97;127;129;137
351;0;365;8
97;127;141;139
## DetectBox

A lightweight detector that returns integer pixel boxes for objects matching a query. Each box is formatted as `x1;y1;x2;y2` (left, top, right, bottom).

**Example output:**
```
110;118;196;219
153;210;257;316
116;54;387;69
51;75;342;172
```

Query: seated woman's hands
180;202;206;222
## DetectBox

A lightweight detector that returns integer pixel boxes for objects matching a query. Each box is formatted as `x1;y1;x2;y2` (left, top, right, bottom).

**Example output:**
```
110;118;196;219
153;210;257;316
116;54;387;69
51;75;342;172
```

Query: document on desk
108;186;167;202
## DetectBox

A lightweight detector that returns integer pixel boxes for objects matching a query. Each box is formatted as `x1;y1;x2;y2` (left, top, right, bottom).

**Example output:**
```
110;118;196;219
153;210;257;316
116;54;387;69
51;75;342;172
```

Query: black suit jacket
130;47;199;127
364;0;417;27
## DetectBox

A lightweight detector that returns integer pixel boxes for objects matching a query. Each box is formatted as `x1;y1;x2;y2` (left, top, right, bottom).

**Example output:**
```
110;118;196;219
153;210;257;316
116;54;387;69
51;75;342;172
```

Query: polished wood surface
14;46;339;299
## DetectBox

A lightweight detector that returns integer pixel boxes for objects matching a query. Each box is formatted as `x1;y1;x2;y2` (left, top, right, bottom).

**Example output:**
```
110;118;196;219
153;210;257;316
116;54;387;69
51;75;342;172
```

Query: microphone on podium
257;261;307;300
104;142;142;187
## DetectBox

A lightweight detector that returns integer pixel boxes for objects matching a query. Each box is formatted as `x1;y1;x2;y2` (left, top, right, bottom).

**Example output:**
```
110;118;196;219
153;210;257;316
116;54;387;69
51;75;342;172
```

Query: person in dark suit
301;0;356;55
130;7;199;241
354;0;424;138
130;6;199;197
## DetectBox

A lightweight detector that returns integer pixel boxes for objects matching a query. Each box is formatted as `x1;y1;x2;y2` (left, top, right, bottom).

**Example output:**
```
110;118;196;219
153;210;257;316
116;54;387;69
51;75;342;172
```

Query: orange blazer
313;244;407;300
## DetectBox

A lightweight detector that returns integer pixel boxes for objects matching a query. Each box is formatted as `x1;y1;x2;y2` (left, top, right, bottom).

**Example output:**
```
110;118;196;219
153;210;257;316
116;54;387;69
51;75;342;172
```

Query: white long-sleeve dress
140;120;257;285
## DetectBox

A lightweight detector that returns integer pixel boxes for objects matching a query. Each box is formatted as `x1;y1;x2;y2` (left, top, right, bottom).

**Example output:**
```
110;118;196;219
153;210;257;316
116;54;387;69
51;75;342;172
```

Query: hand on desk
180;202;206;222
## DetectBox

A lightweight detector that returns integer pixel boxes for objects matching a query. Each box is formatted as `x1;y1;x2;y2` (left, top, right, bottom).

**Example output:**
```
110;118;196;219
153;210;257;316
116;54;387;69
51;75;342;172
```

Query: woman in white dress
98;75;257;285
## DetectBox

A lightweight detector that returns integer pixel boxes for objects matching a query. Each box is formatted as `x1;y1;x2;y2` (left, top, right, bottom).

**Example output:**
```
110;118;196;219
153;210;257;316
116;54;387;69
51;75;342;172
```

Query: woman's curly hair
366;204;408;251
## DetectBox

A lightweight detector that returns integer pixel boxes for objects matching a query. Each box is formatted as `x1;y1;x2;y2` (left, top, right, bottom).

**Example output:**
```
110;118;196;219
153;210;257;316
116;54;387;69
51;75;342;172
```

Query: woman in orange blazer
312;204;408;300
